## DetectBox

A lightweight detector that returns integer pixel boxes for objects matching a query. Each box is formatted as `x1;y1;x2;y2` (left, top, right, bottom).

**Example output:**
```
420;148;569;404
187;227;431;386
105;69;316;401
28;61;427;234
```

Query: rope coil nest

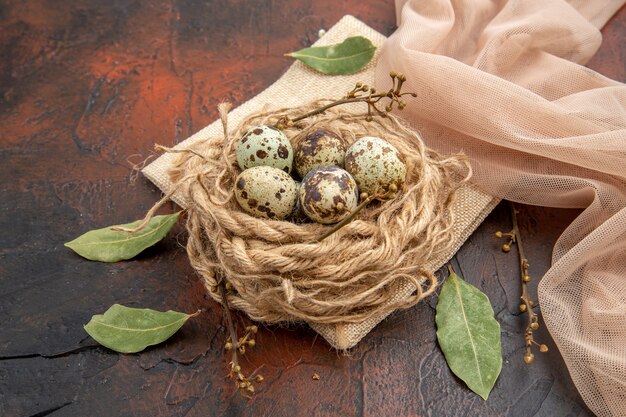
168;101;471;325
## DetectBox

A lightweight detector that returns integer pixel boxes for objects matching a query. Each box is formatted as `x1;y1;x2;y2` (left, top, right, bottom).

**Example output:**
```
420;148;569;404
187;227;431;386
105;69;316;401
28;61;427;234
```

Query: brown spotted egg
345;136;406;196
294;129;347;178
234;166;298;220
236;125;293;173
299;166;359;224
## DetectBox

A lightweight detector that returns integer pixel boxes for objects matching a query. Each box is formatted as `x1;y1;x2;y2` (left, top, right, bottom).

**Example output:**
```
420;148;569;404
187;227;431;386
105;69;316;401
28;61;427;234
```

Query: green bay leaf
285;36;376;75
84;304;200;353
435;268;502;400
64;212;180;262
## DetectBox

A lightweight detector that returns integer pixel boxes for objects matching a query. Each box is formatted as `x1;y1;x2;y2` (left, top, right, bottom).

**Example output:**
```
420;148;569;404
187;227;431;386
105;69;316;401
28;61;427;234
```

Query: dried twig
217;274;263;396
496;202;548;364
275;71;416;129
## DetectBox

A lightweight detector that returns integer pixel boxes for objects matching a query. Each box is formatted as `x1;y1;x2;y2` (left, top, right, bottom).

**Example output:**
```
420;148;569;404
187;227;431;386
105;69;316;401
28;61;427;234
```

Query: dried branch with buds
217;275;263;397
275;71;417;129
495;202;548;364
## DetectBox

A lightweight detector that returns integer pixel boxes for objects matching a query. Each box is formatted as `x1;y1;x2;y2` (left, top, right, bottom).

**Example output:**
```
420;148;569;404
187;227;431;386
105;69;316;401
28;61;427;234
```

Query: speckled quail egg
344;136;406;196
294;129;347;178
299;166;359;224
236;125;294;173
234;166;298;220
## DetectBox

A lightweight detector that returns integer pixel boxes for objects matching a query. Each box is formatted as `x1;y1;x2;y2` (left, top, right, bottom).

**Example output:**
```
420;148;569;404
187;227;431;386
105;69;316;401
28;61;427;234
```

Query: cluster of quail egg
234;124;407;225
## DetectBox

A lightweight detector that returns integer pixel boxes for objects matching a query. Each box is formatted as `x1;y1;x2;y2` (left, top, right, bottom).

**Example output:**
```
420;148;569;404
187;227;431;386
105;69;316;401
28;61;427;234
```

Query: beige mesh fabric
143;16;498;348
378;1;626;416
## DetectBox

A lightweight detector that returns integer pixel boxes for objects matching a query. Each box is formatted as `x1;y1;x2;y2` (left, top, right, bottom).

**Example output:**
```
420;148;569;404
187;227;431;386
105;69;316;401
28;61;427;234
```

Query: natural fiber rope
167;101;471;325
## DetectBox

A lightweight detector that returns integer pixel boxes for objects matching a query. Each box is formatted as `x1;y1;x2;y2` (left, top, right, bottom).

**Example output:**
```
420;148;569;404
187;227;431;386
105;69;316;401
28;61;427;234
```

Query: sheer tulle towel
376;1;626;416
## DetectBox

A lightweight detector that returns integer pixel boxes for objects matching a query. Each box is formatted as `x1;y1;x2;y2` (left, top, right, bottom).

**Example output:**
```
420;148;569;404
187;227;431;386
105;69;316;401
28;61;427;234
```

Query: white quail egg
294;129;347;178
236;125;293;173
299;166;359;224
234;166;298;220
344;136;406;196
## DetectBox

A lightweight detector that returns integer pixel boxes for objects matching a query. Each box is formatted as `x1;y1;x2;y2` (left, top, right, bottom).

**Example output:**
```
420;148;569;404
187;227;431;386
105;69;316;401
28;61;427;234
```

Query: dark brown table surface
1;2;624;416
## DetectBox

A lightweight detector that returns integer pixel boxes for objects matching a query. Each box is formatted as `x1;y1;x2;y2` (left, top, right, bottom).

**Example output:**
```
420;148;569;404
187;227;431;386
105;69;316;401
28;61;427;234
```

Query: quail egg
236;125;294;173
299;166;359;224
344;136;406;196
234;166;298;220
294;129;347;178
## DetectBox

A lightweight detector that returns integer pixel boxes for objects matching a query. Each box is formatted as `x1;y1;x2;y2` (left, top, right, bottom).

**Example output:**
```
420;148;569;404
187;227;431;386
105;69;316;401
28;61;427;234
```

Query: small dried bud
247;339;256;347
523;275;531;283
530;322;539;330
238;345;246;354
524;353;535;364
225;341;233;350
247;325;258;333
529;300;535;307
276;123;285;130
246;385;255;393
389;71;397;78
255;375;264;382
233;365;241;373
502;244;511;252
495;231;503;238
336;202;344;211
519;304;527;312
388;183;398;193
398;74;407;81
225;281;233;291
539;344;549;353
360;192;369;202
370;87;376;94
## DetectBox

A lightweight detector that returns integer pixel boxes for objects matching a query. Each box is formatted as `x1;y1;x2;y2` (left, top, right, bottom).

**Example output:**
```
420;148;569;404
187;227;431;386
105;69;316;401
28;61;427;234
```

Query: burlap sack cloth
376;1;625;417
143;16;498;349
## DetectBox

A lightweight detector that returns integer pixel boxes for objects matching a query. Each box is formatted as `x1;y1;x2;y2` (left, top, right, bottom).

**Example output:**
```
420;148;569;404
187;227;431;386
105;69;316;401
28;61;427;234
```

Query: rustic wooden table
1;1;624;416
